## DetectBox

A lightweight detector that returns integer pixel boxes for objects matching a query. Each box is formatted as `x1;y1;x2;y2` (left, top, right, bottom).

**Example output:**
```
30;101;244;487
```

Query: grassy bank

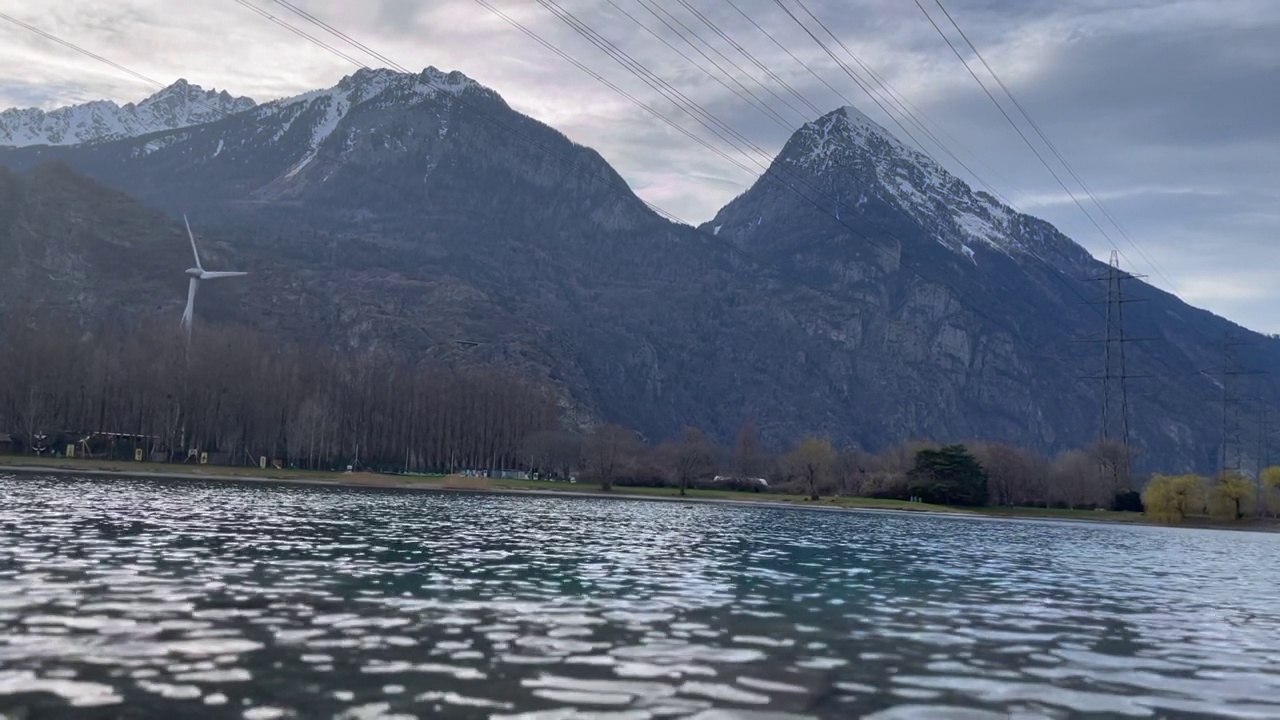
2;455;1275;530
0;455;951;510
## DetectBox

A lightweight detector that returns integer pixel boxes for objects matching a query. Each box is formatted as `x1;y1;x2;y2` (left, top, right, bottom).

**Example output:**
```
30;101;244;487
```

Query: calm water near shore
1;473;1278;719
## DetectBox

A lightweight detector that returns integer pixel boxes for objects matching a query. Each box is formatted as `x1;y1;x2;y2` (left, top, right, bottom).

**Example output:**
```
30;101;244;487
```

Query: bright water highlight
1;474;1278;718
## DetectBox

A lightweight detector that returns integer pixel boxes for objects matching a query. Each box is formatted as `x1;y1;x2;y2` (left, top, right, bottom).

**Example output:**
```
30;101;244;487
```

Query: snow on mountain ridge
0;81;256;148
788;106;1026;259
0;66;484;152
269;66;490;113
259;66;497;181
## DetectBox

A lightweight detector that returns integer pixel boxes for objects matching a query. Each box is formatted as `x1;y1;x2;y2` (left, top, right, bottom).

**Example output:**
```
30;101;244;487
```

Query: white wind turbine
180;214;246;342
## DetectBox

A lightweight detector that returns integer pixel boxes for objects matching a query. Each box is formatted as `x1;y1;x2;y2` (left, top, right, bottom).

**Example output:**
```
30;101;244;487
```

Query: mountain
0;69;1275;471
704;106;1280;466
0;68;865;442
0;163;191;321
0;80;255;147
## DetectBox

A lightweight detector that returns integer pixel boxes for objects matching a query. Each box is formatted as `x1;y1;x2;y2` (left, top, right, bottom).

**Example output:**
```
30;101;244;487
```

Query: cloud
0;0;1276;332
1015;185;1231;209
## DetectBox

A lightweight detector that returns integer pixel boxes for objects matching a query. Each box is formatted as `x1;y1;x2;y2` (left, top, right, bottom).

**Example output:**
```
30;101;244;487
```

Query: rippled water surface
1;475;1279;719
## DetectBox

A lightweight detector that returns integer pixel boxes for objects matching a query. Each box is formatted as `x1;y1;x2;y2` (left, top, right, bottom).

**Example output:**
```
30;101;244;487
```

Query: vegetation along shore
2;316;1277;531
3;456;1277;533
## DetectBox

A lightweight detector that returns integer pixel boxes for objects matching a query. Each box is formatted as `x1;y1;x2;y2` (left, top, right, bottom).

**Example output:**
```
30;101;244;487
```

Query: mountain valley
2;68;1276;471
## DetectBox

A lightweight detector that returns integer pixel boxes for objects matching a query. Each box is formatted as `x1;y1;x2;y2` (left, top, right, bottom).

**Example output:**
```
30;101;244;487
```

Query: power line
600;0;788;133
527;0;763;176
247;0;690;223
1077;252;1155;451
765;0;1014;208
230;0;366;67
632;0;803;129
757;3;1114;315
507;0;1244;415
672;0;822;118
268;0;1117;385
501;0;1138;369
0;6;685;225
721;0;1100;264
755;0;1248;425
1214;333;1268;477
267;0;760;188
769;0;934;157
928;0;1181;296
0;11;167;89
7;3;1236;431
909;0;1122;249
721;0;853;107
256;0;1009;334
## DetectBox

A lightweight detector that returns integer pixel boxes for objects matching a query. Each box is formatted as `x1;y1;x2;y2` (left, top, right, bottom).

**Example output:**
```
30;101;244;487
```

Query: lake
1;474;1278;719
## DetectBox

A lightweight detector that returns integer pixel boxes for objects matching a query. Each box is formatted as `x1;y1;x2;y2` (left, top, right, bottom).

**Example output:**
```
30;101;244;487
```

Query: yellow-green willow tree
1142;474;1206;523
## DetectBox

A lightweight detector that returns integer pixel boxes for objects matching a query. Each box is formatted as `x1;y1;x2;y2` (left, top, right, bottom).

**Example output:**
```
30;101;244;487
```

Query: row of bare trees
0;313;1186;510
0;314;558;472
567;421;1139;509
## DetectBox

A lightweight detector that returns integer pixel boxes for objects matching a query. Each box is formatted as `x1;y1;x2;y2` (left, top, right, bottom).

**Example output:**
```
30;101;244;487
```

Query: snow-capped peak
0;80;256;148
782;105;1037;259
836;105;899;143
792;106;918;174
274;66;491;110
251;66;497;181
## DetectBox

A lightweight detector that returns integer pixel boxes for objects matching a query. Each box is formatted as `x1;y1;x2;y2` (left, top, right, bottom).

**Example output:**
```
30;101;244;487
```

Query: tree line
565;422;1148;509
572;425;1280;520
0;314;558;472
1143;469;1280;523
4;312;1277;522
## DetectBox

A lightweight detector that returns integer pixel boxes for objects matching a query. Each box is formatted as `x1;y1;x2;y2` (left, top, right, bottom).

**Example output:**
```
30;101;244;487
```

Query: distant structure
180;214;246;344
1218;332;1266;477
1082;251;1151;489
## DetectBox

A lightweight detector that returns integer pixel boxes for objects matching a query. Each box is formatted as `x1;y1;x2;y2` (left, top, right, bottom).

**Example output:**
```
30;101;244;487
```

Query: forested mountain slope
1;68;1275;470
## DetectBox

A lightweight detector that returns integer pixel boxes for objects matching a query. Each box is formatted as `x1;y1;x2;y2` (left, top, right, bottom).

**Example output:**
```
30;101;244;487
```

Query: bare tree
582;424;636;491
785;437;836;501
834;449;866;496
669;426;716;496
734;421;761;478
1091;440;1137;502
523;430;581;479
0;311;560;472
1048;449;1105;508
970;442;1046;507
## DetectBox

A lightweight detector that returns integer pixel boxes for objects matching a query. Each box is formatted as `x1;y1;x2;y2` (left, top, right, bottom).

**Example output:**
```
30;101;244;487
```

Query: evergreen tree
908;444;989;506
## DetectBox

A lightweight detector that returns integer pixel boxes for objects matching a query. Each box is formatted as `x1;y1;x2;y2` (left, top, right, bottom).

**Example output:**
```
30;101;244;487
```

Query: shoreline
0;462;958;517
3;460;1277;533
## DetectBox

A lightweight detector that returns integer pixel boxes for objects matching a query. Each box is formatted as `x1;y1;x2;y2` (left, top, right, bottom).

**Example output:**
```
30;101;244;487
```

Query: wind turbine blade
184;214;203;270
198;271;248;280
181;277;199;332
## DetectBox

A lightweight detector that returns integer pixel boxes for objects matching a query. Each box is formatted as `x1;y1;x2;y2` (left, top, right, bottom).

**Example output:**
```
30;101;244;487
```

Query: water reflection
1;474;1278;718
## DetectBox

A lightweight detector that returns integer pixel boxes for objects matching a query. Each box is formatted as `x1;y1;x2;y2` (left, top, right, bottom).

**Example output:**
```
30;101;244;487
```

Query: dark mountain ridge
1;68;1275;471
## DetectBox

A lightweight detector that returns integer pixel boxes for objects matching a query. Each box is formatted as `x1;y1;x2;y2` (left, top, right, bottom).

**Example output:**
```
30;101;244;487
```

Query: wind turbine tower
180;215;246;343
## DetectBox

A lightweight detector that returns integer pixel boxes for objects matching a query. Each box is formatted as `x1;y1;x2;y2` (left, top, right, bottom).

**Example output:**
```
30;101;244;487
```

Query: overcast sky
2;0;1277;333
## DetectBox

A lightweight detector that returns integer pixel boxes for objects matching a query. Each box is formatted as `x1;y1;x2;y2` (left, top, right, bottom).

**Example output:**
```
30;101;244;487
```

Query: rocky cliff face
0;80;256;148
706;106;1280;468
1;71;1275;469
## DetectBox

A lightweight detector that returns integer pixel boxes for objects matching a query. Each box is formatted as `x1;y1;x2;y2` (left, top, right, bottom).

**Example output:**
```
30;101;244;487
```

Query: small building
0;433;13;455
